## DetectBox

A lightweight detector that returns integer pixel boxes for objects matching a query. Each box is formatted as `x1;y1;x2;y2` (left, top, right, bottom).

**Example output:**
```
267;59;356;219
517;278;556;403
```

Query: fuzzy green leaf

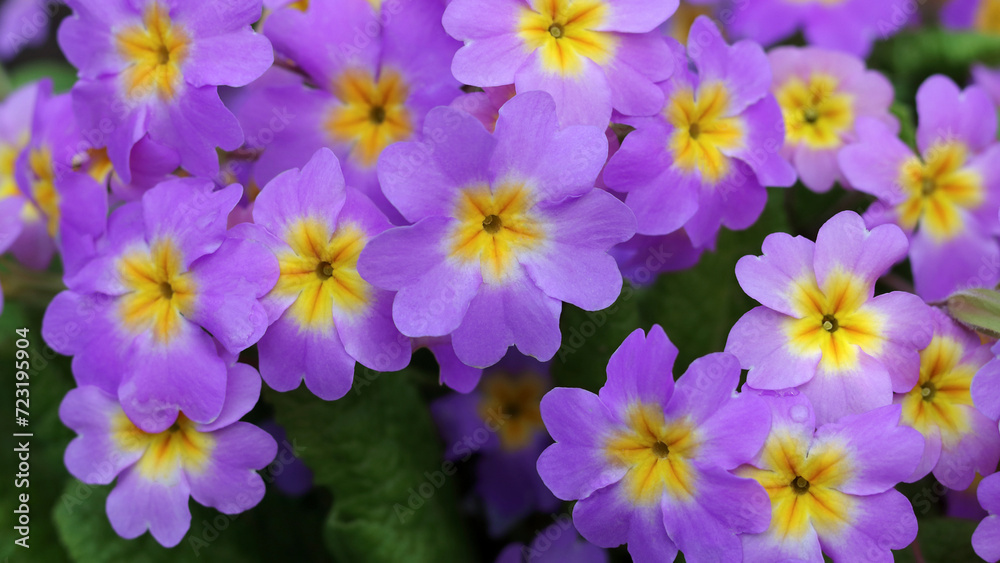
269;369;475;563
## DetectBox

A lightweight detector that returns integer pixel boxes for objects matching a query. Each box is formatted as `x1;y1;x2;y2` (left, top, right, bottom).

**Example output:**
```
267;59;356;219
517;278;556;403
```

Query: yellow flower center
790;475;810;494
477;373;546;450
114;411;214;481
116;3;190;101
605;403;700;505
0;137;49;227
272;219;371;331
0;141;23;199
776;73;855;150
896;141;983;242
738;433;855;539
27;147;60;237
976;0;1000;32
72;147;115;184
325;68;413;168
665;82;745;183
784;269;885;372
118;239;197;344
518;0;617;76
448;182;545;284
900;335;976;445
666;3;715;44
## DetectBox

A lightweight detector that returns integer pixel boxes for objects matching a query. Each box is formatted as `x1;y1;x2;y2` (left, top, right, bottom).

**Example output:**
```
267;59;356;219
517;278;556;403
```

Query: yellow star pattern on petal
272;218;371;331
114;411;215;481
448;182;546;284
118;239;197;344
900;335;976;446
325;68;413;168
665;82;746;184
518;0;618;76
776;73;854;150
604;403;701;505
784;269;885;372
478;373;547;451
738;432;855;540
116;2;191;101
896;141;983;243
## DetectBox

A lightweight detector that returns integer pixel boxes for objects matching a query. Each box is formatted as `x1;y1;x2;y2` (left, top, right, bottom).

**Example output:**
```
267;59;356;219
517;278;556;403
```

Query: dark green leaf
553;284;647;393
54;480;238;563
269;369;475;563
890;101;918;151
53;476;330;563
0;65;11;99
893;517;979;563
870;29;1000;102
784;182;854;241
638;188;792;372
0;301;73;562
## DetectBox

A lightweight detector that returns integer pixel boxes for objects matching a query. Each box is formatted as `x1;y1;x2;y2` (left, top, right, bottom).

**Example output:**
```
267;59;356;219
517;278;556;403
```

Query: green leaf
893;518;980;563
8;61;77;93
638;188;792;372
54;481;179;563
54;481;239;563
0;65;11;99
890;101;918;151
870;29;1000;102
784;182;852;240
552;188;793;387
0;302;74;562
269;369;475;563
945;287;1000;337
53;477;332;563
552;283;646;393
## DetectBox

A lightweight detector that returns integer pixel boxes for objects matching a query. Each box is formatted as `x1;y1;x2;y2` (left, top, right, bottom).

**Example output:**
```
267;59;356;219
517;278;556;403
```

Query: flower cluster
2;0;1000;559
841;75;1000;301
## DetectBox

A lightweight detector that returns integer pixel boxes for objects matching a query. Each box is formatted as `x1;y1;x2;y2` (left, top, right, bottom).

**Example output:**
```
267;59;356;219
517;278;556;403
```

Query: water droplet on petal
790;404;808;422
